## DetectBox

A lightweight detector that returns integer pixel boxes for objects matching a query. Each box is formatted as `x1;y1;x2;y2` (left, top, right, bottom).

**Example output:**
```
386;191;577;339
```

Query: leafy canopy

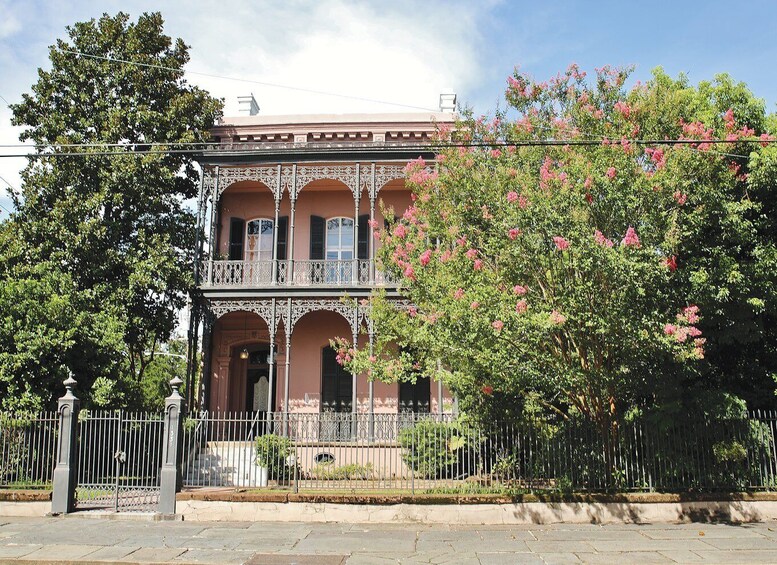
336;65;777;427
0;12;222;410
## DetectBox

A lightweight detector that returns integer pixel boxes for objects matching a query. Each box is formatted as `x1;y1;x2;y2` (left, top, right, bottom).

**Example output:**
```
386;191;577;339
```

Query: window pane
341;251;352;260
260;220;273;235
247;220;261;235
326;251;338;260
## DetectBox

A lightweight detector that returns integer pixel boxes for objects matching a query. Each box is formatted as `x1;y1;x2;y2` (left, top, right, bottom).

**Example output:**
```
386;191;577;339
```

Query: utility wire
62;49;440;113
0;93;10;107
0;137;773;159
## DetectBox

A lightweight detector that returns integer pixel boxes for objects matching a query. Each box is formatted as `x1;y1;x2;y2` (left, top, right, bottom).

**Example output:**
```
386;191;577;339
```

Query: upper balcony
202;259;396;289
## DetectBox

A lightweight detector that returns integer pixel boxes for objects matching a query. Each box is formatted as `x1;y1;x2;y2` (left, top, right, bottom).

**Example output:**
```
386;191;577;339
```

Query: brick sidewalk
1;516;777;564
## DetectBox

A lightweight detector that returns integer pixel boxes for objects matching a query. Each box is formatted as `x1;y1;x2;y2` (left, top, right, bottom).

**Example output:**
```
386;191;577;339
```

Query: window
245;218;274;262
325;217;353;261
325;217;353;283
399;377;431;414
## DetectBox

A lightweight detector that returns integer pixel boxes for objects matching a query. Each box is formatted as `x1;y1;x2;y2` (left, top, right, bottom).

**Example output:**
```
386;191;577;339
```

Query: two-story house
191;95;456;432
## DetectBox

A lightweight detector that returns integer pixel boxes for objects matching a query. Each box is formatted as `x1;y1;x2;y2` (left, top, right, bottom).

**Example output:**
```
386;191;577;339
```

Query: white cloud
0;0;496;201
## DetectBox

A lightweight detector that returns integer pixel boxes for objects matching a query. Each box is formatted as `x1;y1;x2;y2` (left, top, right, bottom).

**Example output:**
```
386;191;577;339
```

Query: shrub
255;433;294;480
399;419;466;479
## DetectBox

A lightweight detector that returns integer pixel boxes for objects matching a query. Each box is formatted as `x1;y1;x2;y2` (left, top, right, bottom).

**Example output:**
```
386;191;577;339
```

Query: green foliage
255;434;294;479
398;420;466;479
713;440;748;463
310;462;374;480
0;12;222;410
340;64;777;433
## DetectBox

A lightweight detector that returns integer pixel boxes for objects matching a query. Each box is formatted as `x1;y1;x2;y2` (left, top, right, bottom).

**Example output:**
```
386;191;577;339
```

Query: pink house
192;96;457;430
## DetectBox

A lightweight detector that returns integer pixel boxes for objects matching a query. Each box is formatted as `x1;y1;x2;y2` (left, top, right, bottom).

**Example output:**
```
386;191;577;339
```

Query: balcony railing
202;259;398;288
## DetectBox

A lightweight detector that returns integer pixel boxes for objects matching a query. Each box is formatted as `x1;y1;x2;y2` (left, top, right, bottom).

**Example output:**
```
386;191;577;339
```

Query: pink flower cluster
550;310;566;324
419;249;432;266
553;236;570;251
673;191;687;206
621;226;641;248
614;101;632;119
644;147;666;170
605;167;617;180
664;305;705;358
508;228;521;240
492;320;504;332
513;285;528;296
594;229;614;248
515;299;528;314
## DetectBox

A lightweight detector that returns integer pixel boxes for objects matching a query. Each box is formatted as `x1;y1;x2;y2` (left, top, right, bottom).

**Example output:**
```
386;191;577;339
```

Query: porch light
240;347;249;360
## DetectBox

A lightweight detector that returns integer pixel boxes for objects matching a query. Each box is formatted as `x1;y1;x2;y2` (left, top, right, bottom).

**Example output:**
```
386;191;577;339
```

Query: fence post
159;376;185;515
51;373;80;514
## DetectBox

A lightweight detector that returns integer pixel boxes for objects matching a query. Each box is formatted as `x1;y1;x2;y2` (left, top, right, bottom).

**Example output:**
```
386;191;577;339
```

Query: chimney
237;93;260;116
439;89;456;113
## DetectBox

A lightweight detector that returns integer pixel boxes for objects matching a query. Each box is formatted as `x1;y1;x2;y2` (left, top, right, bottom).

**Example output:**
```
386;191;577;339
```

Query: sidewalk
1;516;777;564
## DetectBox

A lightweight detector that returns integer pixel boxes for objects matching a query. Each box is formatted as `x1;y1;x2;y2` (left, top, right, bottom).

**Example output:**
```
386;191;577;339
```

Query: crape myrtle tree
0;12;222;410
334;65;777;442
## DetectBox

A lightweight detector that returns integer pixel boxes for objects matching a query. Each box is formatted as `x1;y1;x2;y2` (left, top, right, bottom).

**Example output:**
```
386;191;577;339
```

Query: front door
321;346;353;440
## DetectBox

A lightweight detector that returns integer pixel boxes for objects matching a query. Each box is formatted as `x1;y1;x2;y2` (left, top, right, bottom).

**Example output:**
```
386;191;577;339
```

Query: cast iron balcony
202;259;397;289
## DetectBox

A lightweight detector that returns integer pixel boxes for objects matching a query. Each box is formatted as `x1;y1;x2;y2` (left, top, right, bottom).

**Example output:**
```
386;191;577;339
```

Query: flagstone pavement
1;516;777;564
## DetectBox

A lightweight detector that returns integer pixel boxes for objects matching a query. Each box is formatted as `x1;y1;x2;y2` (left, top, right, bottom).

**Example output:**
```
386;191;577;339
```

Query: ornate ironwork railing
202;259;397;288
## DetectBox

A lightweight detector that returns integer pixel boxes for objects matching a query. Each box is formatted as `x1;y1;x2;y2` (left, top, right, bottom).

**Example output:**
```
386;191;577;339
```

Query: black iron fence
0;412;58;489
3;409;777;495
181;410;777;493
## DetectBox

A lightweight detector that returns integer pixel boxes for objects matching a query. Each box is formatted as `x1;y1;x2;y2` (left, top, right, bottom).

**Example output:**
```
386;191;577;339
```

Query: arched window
245;218;274;262
326;217;354;261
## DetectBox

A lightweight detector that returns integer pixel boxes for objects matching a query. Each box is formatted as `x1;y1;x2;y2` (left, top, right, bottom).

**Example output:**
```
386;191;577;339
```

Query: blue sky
1;0;776;216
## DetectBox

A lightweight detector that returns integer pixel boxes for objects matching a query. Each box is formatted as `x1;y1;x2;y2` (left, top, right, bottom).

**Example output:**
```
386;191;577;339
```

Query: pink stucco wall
208;309;453;415
217;178;413;260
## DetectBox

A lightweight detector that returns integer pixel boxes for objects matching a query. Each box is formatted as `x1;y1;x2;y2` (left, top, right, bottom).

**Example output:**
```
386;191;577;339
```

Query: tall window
326;217;353;283
245;218;273;262
326;217;354;261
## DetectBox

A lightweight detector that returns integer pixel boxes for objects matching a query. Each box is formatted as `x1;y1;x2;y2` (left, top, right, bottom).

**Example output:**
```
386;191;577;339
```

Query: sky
1;0;777;216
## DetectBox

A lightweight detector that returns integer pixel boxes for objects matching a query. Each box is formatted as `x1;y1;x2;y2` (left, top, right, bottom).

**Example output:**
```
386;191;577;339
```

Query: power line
0;93;10;107
0;137;773;159
62;49;440;113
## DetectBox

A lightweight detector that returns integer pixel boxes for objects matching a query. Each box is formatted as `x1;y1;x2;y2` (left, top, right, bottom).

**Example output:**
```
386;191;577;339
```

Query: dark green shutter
310;215;325;260
358;214;369;260
228;218;245;260
276;216;288;260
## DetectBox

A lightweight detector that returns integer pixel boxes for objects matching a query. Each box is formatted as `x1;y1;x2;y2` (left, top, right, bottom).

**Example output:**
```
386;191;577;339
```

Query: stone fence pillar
159;376;185;515
51;373;80;514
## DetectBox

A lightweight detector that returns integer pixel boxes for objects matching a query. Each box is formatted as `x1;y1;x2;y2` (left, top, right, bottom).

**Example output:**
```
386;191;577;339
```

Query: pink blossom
594;229;614;248
369;355;377;363
553;236;570;251
491;149;502;158
403;265;415;280
465;248;478;260
673;191;687;206
473;259;484;270
621;226;641;248
393;224;407;238
681;305;700;324
665;255;678;271
439;249;452;263
606;167;617;179
408;306;417;317
614;101;632;118
550;310;567;324
584;176;593;189
481;385;493;395
506;191;519;203
508;228;521;240
518;195;529;209
367;219;378;229
419;249;432;266
663;324;677;335
453;288;465;300
456;236;467;247
515;299;528;314
513;285;528;296
492;320;504;332
470;301;480;310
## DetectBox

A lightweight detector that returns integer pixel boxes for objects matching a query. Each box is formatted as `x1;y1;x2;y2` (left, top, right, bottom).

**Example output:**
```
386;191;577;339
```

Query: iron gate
75;410;164;512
